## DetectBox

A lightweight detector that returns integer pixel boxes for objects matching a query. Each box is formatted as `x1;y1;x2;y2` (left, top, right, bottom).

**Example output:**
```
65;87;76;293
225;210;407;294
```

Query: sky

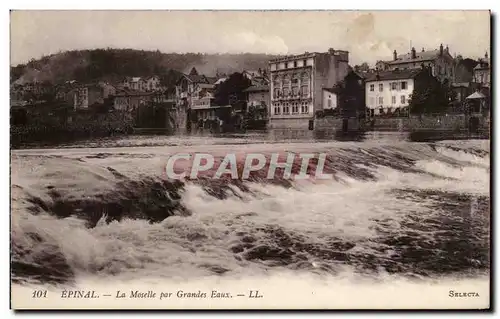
10;10;491;66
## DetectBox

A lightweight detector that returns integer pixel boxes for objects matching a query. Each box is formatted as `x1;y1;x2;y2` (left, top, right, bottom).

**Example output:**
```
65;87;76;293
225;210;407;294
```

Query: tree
409;68;450;115
213;72;252;108
354;62;370;73
332;71;366;118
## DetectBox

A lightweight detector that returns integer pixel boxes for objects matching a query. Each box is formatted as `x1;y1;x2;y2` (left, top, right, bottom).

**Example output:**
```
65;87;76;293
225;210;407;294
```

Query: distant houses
10;43;491;134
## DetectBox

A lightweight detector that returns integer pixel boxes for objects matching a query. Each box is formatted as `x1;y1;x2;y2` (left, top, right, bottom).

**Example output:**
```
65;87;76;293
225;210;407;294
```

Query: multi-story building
122;77;147;91
473;52;490;89
243;69;269;86
268;48;349;129
375;44;454;83
244;84;270;108
113;91;154;112
73;82;116;109
144;76;162;92
175;67;223;128
365;68;425;117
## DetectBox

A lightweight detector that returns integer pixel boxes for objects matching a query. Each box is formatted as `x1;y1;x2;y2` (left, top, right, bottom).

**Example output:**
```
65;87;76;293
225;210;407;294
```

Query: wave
11;140;490;286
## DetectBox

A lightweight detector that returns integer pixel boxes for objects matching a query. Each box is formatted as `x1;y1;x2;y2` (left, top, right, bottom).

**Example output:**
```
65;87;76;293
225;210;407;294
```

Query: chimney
258;68;262;75
439;43;444;55
445;45;449;53
422;48;425;52
485;51;489;60
393;50;397;61
328;48;335;55
411;47;416;59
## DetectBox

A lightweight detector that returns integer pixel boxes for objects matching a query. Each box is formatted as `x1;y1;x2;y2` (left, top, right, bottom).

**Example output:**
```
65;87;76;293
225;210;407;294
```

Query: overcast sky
10;10;490;66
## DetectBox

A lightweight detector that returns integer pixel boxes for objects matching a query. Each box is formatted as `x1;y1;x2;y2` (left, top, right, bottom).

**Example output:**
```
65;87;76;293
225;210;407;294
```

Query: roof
214;77;227;85
383;49;452;65
365;69;423;82
131;77;142;82
198;83;215;89
184;74;208;83
243;85;269;93
115;89;154;97
205;77;218;84
466;91;486;100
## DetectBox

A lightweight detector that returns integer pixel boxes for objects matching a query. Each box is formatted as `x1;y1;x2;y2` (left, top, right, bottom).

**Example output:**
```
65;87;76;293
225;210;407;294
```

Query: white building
365;69;424;117
268;48;349;129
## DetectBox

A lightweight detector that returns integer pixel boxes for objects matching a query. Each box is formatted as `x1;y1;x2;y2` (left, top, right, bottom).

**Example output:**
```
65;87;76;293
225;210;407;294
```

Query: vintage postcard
10;10;491;310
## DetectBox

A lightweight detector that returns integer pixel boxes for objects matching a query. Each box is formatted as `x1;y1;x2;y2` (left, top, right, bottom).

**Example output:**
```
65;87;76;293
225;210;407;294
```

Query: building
243;69;269;86
473;52;490;89
268;48;350;129
73;82;116;110
365;68;425;117
244;84;270;109
376;44;454;83
122;77;147;91
144;76;162;92
113;90;154;112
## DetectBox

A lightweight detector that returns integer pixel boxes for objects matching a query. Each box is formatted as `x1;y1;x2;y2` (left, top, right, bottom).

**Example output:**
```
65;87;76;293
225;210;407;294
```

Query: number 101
32;290;47;298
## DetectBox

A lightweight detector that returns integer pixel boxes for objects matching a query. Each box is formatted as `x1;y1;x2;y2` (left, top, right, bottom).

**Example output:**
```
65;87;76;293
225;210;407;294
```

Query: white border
2;1;498;318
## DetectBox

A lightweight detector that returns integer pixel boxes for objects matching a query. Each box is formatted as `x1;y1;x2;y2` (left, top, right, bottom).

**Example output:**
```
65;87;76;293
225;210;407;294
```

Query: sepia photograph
9;9;491;310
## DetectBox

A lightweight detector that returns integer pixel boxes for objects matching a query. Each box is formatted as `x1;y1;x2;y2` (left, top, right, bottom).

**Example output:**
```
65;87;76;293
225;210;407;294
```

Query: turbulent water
11;134;490;297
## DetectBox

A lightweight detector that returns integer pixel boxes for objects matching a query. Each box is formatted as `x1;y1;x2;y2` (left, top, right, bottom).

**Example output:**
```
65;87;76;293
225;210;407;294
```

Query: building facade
376;44;454;83
144;76;162;91
473;52;490;89
268;48;350;129
365;69;424;117
244;85;270;109
113;91;154;112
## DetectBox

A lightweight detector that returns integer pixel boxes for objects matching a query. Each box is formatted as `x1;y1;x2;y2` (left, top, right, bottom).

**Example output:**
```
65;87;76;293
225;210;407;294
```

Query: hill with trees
11;48;278;85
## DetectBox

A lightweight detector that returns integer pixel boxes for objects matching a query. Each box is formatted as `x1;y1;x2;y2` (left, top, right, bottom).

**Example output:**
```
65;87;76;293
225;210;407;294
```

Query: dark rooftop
365;69;423;82
243;85;269;93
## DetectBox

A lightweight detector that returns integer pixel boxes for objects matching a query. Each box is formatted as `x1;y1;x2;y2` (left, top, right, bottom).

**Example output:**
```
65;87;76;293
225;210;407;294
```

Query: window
401;95;406;104
294;61;297;68
300;86;308;97
292;78;299;85
328;99;332;108
391;82;397;90
292;103;299;114
379;84;383;92
401;81;407;90
370;84;375;92
391;96;396;104
283;103;290;114
378;97;383;105
274;103;281;115
283;88;290;97
301;102;308;114
303;60;307;67
292;86;299;96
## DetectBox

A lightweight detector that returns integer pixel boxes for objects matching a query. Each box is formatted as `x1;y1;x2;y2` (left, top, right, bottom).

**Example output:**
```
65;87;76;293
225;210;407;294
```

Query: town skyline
10;10;490;66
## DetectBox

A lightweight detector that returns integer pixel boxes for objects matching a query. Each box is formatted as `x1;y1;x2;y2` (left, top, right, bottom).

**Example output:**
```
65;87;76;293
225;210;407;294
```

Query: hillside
11;49;278;85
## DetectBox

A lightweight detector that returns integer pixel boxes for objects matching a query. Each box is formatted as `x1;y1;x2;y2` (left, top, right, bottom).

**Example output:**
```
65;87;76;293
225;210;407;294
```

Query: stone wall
269;117;312;130
314;117;362;131
366;114;489;132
